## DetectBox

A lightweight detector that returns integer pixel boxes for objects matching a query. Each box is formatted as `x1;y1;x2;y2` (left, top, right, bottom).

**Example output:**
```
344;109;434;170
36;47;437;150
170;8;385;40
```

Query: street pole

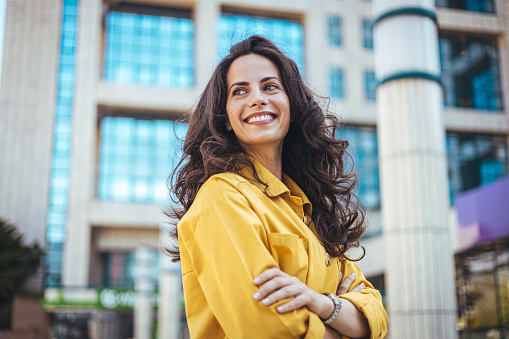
135;245;155;339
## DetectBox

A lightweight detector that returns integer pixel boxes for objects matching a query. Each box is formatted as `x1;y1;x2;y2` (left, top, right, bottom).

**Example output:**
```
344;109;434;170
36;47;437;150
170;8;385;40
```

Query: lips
244;113;277;123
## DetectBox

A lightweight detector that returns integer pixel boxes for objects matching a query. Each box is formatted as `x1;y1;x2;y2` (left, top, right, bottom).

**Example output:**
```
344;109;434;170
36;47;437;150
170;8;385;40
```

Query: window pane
336;126;380;210
218;13;304;73
436;0;495;13
328;16;342;47
98;117;188;204
362;19;374;50
440;36;503;111
364;70;376;102
447;133;508;202
330;67;345;99
104;9;194;88
103;250;159;288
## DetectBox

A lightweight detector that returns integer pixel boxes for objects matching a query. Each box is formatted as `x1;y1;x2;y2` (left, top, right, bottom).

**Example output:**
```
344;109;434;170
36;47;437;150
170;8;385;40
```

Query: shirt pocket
267;233;309;283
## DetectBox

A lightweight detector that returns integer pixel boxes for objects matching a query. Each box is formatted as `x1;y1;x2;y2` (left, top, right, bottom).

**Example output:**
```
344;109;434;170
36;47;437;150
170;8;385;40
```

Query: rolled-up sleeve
339;261;388;339
178;180;326;338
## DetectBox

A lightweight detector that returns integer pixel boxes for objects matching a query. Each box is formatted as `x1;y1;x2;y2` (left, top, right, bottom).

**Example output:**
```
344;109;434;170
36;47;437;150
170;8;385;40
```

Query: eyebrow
229;76;280;93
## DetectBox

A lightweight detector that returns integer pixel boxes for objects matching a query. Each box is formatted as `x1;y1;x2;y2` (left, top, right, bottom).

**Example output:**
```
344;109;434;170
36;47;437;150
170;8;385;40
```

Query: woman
168;35;388;338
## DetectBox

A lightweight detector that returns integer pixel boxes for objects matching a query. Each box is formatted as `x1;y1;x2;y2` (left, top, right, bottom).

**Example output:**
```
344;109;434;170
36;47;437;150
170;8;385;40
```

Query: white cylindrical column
134;245;155;339
372;0;458;337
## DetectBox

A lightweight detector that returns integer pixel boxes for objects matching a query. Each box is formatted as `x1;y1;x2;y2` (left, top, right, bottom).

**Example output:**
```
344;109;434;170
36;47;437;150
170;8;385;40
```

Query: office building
0;0;507;337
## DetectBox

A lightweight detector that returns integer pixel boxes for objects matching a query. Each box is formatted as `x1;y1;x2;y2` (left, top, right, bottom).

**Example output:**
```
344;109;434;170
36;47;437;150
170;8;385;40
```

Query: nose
249;89;268;107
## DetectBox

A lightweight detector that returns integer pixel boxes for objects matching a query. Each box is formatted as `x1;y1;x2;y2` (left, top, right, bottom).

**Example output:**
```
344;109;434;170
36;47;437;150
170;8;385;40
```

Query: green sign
43;288;159;310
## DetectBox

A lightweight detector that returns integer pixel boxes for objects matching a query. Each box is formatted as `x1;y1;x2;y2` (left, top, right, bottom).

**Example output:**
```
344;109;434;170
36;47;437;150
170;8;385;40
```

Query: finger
337;272;356;295
261;284;304;306
336;272;343;294
350;282;365;293
276;292;313;313
253;276;294;301
254;267;286;285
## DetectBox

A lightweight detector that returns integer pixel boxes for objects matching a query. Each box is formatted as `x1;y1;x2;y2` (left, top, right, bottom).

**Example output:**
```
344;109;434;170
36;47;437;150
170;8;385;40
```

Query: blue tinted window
330;67;344;99
104;10;194;88
436;0;495;13
364;70;376;102
362;19;374;50
440;36;503;111
447;133;508;203
98;117;187;204
337;126;380;210
328;16;342;47
218;13;304;72
45;0;78;287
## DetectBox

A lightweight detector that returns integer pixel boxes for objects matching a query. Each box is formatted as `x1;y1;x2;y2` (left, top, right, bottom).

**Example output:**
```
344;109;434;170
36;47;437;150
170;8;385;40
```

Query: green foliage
0;218;44;304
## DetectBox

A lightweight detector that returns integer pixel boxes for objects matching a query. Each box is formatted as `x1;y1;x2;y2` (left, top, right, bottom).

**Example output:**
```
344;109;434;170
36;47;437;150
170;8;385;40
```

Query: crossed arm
253;268;371;339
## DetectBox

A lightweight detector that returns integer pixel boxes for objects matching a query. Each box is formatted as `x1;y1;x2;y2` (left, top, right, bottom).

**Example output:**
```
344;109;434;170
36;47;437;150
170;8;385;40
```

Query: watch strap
322;292;343;324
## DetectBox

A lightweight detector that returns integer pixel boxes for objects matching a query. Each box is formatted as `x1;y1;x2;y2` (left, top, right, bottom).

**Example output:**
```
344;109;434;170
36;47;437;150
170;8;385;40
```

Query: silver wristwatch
322;292;343;324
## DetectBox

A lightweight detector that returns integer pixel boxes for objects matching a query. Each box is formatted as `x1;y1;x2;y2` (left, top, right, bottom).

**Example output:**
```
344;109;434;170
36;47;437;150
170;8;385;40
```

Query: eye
232;88;246;96
264;83;279;91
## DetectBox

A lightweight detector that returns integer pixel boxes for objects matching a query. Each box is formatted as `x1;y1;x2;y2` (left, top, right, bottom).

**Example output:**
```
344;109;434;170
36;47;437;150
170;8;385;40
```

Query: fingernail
254;277;261;284
339;272;343;279
253;292;261;300
262;298;270;305
277;306;284;312
360;283;365;287
350;273;356;278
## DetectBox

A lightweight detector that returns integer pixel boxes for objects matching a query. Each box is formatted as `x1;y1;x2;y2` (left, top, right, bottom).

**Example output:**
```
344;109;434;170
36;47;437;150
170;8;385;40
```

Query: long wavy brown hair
166;35;366;262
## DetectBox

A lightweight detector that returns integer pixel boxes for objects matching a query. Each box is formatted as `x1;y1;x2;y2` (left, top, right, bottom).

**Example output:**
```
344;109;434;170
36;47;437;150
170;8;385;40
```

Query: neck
243;145;283;181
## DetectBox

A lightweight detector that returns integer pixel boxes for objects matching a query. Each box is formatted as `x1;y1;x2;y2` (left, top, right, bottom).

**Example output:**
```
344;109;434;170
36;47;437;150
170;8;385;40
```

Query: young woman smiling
167;36;388;338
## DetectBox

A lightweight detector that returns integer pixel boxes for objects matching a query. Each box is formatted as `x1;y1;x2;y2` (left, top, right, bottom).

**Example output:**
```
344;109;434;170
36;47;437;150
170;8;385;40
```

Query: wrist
321;293;343;325
318;293;335;320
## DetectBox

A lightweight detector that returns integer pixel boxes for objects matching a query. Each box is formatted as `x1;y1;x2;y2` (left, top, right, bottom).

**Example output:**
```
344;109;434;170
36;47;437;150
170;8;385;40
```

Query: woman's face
225;54;291;156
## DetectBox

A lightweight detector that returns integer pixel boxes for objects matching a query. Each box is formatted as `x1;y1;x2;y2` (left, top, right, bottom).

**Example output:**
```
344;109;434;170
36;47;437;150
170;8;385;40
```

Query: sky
0;0;6;92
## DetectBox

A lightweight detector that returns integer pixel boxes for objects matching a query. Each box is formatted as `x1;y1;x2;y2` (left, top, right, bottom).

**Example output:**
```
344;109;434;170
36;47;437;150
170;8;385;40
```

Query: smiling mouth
245;114;276;123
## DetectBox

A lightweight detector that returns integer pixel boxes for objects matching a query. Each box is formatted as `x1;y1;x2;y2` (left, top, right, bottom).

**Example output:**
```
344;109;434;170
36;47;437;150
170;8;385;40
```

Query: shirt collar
238;157;313;216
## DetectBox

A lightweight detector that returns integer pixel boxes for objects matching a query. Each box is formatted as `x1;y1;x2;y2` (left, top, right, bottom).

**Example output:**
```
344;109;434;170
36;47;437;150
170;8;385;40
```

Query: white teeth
246;114;274;123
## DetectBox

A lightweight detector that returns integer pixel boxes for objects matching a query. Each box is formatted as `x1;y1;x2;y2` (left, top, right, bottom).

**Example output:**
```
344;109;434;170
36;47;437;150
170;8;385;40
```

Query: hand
336;271;365;295
253;268;332;318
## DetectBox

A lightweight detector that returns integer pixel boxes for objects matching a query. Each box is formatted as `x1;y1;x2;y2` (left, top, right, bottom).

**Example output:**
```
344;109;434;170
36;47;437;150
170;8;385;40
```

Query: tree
0;217;44;304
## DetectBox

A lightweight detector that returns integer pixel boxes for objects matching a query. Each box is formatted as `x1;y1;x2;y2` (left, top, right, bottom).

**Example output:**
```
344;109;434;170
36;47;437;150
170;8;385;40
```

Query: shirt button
326;253;331;266
303;216;308;224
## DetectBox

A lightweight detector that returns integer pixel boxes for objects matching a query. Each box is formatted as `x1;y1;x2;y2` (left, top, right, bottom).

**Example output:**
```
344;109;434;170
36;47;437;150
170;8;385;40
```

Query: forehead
227;54;281;84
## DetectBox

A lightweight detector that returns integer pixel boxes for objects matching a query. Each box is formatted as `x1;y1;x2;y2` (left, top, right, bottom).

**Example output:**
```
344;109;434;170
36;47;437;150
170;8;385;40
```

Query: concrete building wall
0;0;61;289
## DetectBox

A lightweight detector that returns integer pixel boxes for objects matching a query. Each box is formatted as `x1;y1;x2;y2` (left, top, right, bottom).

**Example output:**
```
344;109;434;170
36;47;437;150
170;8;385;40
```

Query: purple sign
455;175;509;251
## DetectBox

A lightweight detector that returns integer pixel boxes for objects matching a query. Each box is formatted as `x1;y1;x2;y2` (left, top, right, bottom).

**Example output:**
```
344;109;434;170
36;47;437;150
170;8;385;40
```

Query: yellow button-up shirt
178;160;388;338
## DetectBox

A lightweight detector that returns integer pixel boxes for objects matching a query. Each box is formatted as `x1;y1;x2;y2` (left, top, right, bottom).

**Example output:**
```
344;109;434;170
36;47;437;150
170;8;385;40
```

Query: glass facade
364;70;376;102
456;239;509;338
103;250;159;288
447;133;508;202
98;117;187;204
440;35;503;111
337;126;380;210
104;252;135;288
436;0;495;13
328;16;342;47
45;0;78;287
218;13;304;72
362;19;374;50
104;6;194;88
330;67;345;99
